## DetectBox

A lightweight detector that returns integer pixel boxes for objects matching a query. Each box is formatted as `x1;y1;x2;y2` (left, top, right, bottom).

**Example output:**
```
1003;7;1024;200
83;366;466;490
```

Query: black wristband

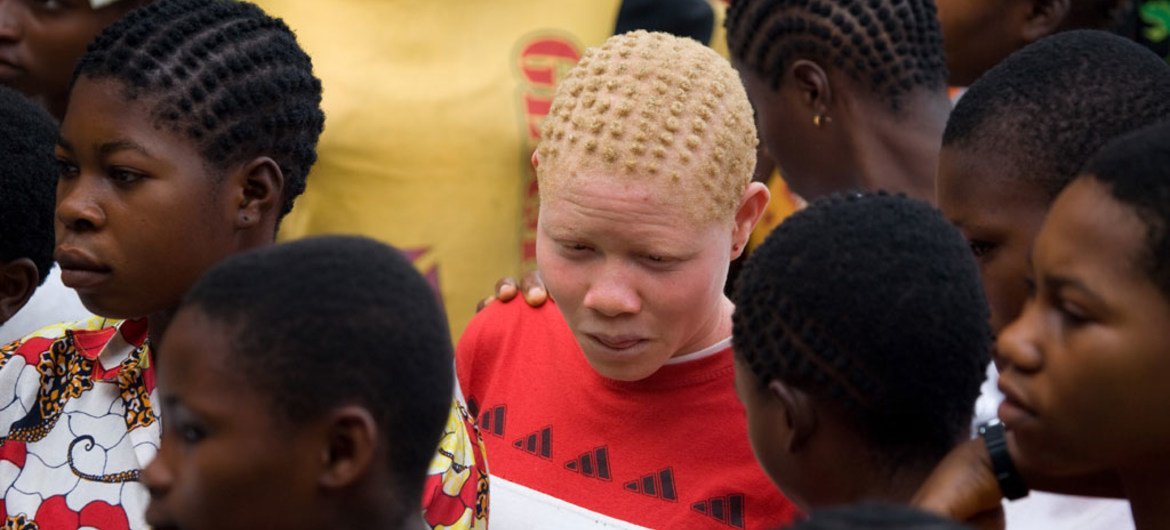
979;418;1029;501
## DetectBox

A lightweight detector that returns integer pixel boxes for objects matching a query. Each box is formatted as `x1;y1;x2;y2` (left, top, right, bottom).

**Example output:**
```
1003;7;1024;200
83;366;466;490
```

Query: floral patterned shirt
0;317;489;530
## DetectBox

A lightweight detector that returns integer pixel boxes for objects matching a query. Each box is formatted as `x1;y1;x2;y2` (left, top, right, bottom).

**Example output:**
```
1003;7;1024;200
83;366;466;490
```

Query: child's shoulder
462;299;565;347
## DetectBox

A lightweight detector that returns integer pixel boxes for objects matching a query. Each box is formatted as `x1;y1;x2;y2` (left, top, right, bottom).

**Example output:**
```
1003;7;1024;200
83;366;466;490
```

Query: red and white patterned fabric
0;318;490;530
0;317;157;529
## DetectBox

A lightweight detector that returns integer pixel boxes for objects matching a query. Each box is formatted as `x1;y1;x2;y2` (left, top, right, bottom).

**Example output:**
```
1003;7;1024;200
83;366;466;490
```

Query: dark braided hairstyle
0;86;58;284
182;235;453;506
726;0;947;113
943;30;1170;200
733;193;990;466
73;0;324;218
1083;120;1170;301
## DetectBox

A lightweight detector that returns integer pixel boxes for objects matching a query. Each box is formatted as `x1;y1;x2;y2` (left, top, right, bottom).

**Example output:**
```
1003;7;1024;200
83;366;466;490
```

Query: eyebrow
98;139;153;158
1044;273;1107;307
56;136;154;156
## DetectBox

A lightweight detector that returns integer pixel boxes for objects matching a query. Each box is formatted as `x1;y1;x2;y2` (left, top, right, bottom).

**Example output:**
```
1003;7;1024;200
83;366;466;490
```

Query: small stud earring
813;113;831;127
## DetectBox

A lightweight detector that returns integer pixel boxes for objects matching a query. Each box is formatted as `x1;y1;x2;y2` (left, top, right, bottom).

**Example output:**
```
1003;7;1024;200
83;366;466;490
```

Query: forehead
158;308;250;400
540;171;715;231
1037;178;1148;282
937;144;1048;214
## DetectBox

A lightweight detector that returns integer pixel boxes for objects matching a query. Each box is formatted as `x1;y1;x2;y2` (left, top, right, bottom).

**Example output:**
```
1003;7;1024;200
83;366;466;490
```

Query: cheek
980;255;1028;333
535;248;584;308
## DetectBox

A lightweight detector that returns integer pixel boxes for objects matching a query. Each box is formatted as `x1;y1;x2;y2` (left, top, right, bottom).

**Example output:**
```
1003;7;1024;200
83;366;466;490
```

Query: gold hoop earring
813;114;831;127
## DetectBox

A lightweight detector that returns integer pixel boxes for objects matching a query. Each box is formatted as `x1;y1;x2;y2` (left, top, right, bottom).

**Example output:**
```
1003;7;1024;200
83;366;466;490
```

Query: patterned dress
0;317;489;530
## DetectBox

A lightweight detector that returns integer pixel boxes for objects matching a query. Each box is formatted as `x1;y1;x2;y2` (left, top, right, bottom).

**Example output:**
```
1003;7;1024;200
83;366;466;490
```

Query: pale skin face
996;177;1170;477
536;170;766;382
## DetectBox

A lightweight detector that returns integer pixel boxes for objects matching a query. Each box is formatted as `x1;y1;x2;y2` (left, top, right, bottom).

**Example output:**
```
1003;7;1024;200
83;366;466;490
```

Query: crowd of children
0;0;1168;529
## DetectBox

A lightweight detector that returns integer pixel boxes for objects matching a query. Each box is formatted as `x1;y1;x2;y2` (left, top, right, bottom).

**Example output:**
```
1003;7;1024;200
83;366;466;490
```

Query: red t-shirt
457;301;799;529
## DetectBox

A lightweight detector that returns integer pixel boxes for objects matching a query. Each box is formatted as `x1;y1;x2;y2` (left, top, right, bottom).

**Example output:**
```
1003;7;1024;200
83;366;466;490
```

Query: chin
581;353;660;382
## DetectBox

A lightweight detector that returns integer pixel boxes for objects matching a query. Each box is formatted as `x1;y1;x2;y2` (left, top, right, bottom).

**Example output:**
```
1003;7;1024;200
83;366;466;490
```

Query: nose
582;264;641;317
141;449;173;499
995;298;1044;374
56;176;105;233
0;0;25;42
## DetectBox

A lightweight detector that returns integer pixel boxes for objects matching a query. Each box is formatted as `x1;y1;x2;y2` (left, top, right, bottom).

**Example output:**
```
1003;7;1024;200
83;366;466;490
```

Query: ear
767;380;817;453
317;406;379;490
731;181;770;260
229;157;285;230
789;59;833;121
0;258;40;326
1021;0;1071;42
531;151;540;172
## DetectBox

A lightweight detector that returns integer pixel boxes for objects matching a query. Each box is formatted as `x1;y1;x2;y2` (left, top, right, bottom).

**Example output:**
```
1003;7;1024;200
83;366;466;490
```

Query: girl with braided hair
0;1;486;528
725;0;951;203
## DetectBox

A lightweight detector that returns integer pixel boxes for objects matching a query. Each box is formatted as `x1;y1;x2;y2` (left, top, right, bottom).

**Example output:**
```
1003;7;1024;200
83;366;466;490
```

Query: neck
1120;463;1170;529
810;451;934;509
799;415;939;509
146;307;177;354
843;90;948;203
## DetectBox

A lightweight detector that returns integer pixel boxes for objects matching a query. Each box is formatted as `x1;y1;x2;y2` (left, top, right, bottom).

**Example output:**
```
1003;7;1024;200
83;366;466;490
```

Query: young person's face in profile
0;0;143;119
933;0;1023;86
536;173;737;382
53;77;242;319
996;177;1170;475
145;307;324;530
936;145;1049;337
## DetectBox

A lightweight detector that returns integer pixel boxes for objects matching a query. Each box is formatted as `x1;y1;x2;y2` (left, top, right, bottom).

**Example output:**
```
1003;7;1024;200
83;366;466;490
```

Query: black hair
74;0;324;218
733;193;990;467
0;87;59;284
788;502;973;530
181;235;453;503
942;30;1170;200
1062;0;1133;32
1083;120;1170;300
726;0;947;112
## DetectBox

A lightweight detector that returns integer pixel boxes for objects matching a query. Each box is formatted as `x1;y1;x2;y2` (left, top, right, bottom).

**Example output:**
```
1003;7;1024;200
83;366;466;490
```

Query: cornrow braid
74;0;324;218
733;193;990;465
726;0;947;113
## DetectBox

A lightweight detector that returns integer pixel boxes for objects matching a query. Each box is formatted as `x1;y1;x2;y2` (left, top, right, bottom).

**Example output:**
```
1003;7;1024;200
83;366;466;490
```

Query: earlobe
531;151;540;171
232;157;285;230
1021;0;1070;42
768;380;817;453
0;258;40;326
319;406;379;490
731;182;770;259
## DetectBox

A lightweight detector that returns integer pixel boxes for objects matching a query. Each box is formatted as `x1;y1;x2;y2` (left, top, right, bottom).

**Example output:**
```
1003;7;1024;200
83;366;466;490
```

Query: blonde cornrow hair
537;30;758;222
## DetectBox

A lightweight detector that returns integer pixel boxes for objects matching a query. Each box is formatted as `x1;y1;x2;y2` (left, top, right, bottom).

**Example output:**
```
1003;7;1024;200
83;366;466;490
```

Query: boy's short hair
942;30;1170;199
75;0;325;219
788;502;973;530
1083;119;1170;300
733;193;990;466
537;30;757;223
726;0;949;113
0;86;59;284
181;235;454;498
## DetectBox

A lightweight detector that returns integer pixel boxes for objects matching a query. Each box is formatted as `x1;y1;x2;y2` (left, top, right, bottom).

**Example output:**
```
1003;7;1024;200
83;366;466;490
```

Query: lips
55;247;112;289
0;56;23;80
996;376;1037;427
588;334;647;351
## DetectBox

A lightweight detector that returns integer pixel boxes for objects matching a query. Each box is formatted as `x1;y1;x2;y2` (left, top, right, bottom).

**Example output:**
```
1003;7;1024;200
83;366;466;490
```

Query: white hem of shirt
490;476;652;529
663;337;731;365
